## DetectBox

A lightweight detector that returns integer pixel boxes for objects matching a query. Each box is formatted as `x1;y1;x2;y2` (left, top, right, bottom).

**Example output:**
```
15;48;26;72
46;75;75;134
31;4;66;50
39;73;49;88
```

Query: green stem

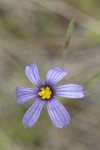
61;17;75;69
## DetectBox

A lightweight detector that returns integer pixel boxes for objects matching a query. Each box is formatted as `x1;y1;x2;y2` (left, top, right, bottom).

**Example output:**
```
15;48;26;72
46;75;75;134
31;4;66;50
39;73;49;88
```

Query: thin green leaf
61;17;75;69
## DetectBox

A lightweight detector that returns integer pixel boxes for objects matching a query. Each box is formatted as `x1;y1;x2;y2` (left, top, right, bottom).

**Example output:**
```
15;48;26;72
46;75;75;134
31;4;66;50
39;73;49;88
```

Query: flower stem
61;17;75;69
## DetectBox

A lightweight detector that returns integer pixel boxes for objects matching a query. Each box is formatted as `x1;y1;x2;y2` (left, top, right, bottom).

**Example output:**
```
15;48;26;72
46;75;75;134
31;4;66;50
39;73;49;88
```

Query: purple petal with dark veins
46;98;70;128
54;84;84;98
16;87;38;104
45;67;68;87
22;99;44;127
25;62;43;88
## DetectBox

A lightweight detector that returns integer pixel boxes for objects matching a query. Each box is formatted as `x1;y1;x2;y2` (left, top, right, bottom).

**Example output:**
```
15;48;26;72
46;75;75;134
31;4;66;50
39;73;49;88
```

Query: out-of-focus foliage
0;0;100;150
66;0;100;19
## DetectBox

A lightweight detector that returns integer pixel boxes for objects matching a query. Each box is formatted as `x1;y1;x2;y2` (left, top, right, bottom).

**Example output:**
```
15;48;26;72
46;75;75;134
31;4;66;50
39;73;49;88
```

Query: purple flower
16;62;84;128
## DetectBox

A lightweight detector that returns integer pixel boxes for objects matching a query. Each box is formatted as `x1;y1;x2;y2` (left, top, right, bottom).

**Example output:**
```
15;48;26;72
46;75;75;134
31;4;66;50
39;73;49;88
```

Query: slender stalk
61;17;75;69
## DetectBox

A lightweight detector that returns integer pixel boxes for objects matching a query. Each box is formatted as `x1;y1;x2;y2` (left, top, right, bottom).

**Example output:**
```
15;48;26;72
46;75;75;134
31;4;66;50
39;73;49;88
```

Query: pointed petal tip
25;62;36;68
16;101;20;105
55;118;70;128
55;123;70;128
16;87;19;93
24;124;27;129
23;123;34;128
23;121;32;128
16;100;23;105
79;93;85;98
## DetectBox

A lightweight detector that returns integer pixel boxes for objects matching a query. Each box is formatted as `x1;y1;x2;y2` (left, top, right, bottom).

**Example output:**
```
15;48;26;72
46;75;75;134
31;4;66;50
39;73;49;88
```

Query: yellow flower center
38;86;52;100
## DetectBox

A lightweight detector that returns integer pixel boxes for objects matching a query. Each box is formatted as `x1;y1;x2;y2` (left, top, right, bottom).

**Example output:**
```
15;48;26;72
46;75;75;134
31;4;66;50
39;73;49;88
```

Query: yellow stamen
38;86;52;100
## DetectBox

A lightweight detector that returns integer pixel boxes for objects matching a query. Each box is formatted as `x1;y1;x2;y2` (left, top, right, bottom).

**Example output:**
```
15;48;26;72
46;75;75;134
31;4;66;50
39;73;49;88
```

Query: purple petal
25;62;43;88
45;67;68;87
16;87;38;104
46;98;70;128
22;99;44;127
54;84;84;98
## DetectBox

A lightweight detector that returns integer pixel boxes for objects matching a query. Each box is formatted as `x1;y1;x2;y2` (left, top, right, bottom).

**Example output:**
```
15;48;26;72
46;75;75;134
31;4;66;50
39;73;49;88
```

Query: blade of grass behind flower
61;17;75;69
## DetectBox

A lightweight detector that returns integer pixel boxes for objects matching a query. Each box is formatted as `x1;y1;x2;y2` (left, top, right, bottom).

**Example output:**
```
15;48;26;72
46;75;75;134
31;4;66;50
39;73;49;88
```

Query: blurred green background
0;0;100;150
